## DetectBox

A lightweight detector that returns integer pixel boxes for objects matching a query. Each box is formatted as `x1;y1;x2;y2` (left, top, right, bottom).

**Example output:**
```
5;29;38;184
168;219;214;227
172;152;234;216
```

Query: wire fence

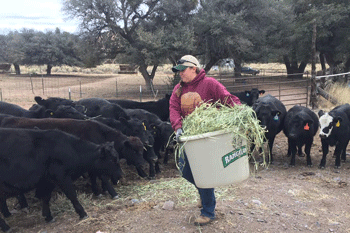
0;72;310;108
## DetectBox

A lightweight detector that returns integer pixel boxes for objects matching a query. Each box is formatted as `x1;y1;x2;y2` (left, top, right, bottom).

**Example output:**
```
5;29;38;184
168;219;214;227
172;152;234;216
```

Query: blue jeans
178;152;216;219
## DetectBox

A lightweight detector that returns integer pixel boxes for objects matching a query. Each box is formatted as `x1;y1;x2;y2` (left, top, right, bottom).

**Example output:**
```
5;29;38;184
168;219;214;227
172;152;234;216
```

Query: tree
63;0;198;90
21;29;82;75
193;0;292;75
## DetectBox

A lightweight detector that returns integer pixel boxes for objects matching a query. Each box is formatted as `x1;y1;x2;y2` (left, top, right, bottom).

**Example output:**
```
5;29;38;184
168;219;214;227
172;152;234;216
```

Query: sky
0;0;80;35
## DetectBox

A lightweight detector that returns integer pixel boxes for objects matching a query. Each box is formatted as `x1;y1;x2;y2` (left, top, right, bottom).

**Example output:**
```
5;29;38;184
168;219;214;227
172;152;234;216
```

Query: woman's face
180;66;197;83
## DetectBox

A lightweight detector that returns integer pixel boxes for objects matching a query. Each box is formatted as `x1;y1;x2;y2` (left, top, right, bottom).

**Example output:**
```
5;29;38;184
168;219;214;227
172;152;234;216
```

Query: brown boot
197;198;202;208
194;215;214;226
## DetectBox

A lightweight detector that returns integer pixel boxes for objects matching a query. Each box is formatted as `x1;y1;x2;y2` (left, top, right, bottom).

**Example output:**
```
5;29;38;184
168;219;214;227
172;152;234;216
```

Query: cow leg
319;139;329;168
36;183;55;222
286;139;291;157
148;161;156;179
289;140;297;167
341;141;349;162
135;165;148;178
99;175;118;199
17;193;28;209
0;198;11;218
56;176;88;219
0;217;10;232
304;141;312;167
88;172;102;197
268;136;276;163
334;145;342;168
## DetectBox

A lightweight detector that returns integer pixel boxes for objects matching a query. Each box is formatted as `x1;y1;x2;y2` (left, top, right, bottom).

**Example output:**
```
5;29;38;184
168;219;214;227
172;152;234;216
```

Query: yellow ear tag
50;112;53;116
142;122;147;130
336;121;340;127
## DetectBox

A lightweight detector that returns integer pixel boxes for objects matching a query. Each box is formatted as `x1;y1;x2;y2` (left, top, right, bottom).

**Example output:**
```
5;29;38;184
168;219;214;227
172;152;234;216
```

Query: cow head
319;111;342;139
287;115;314;140
95;142;123;182
121;136;147;167
246;89;265;106
254;103;282;130
35;96;75;111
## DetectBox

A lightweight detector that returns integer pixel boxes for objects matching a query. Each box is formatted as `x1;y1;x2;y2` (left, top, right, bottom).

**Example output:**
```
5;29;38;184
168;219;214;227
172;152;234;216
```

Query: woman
169;55;241;226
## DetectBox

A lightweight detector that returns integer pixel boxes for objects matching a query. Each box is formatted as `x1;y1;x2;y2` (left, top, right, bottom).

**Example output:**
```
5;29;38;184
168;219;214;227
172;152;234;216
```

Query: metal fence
216;73;310;108
0;73;309;108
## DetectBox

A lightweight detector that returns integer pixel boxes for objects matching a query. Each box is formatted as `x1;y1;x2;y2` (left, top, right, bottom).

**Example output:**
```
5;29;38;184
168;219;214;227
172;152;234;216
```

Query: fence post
30;75;34;94
69;88;71;100
116;78;118;97
79;78;82;98
0;88;2;101
41;75;45;95
139;85;142;102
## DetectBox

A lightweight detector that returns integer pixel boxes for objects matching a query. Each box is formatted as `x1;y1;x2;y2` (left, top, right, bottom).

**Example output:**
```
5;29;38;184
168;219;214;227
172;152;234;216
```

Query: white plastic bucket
179;129;249;188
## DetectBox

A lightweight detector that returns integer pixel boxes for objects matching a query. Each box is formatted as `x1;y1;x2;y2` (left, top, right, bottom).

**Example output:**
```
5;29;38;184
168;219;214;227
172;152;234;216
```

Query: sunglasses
177;59;197;66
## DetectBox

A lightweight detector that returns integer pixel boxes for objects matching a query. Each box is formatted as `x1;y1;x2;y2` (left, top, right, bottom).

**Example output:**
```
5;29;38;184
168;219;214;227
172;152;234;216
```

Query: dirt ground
2;72;350;233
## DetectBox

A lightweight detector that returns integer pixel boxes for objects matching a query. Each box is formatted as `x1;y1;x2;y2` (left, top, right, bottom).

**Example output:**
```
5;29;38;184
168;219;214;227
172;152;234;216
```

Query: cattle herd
0;89;348;232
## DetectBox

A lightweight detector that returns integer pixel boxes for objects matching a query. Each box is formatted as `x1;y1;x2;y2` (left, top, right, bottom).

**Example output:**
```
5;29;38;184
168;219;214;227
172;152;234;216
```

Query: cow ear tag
50;112;54;116
304;123;310;131
246;93;250;97
142;122;147;130
336;120;340;127
273;115;279;121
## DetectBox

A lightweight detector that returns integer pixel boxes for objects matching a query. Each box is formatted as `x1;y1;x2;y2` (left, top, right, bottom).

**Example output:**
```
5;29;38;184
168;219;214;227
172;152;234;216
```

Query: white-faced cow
283;105;319;167
318;104;350;168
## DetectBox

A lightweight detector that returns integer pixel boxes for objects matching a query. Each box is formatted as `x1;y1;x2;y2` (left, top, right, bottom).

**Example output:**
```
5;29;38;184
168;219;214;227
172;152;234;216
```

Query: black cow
108;94;171;121
283;105;319;167
34;96;75;111
231;88;265;106
0;116;147;180
125;109;174;172
252;94;287;162
318;104;350;168
44;105;88;119
92;116;150;146
91;116;159;178
75;97;129;120
0;101;46;118
0;128;120;232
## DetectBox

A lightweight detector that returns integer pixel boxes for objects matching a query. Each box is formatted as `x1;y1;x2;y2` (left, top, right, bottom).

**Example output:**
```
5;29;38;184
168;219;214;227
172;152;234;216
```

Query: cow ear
34;96;45;105
318;110;325;117
259;90;265;95
334;116;343;127
100;142;116;159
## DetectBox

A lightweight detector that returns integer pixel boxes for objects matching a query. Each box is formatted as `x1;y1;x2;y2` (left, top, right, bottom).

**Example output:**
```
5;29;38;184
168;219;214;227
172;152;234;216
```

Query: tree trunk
283;55;307;79
46;64;52;75
320;53;326;75
138;64;158;96
204;57;219;74
14;63;20;75
234;57;242;77
344;56;350;72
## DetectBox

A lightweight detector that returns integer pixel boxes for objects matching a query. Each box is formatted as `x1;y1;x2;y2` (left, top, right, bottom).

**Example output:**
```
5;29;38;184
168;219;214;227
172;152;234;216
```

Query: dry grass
318;82;350;110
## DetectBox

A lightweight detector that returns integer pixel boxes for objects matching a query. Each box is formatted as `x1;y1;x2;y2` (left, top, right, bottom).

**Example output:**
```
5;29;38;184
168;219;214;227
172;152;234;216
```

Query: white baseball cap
172;55;200;72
